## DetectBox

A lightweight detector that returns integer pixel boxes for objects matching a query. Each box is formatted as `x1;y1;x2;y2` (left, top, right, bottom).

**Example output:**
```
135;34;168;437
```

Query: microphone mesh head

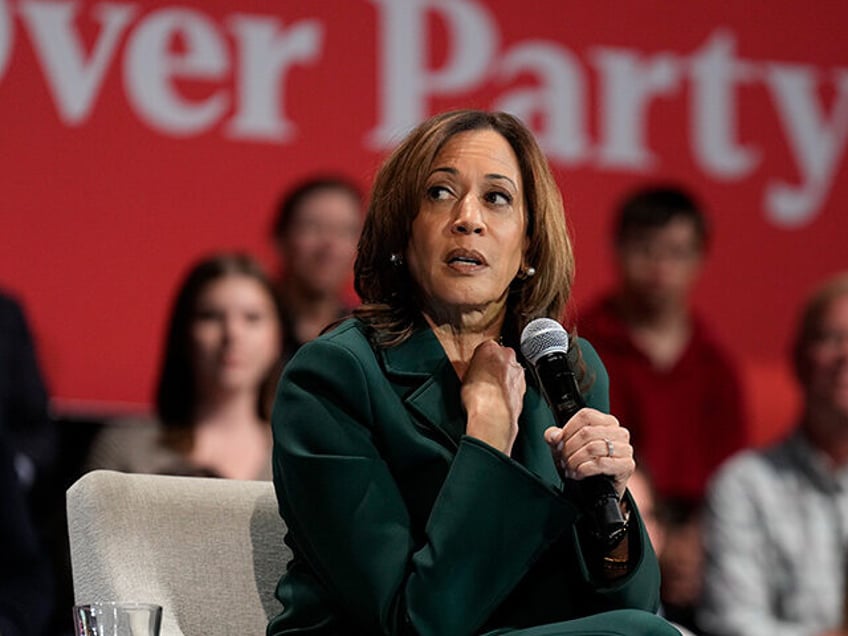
520;318;570;365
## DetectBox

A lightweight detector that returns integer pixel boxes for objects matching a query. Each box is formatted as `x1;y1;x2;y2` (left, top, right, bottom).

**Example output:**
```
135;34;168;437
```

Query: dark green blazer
269;319;670;636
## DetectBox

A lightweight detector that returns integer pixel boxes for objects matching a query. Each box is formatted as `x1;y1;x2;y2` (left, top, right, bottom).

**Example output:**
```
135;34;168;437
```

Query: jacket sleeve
570;338;662;613
577;337;609;415
273;337;581;636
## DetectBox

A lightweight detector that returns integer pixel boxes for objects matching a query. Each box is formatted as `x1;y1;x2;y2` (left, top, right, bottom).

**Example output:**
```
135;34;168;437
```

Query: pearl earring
524;266;536;278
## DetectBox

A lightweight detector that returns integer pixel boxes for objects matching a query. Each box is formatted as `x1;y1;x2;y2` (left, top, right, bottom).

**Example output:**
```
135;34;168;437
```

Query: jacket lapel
379;324;564;489
379;325;466;449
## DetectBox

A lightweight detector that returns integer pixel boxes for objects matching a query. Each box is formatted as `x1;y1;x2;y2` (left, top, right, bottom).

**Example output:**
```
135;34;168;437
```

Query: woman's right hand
461;340;526;455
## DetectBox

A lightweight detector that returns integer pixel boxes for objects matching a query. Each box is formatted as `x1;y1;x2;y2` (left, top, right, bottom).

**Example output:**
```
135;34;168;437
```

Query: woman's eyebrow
428;166;517;190
485;173;517;190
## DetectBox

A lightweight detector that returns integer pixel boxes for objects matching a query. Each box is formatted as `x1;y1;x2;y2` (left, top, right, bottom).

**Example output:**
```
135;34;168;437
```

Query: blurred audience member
0;291;55;498
580;185;745;633
1;292;65;635
659;500;703;633
580;185;747;504
0;429;53;636
271;177;363;360
87;253;283;480
700;272;848;636
627;468;665;553
629;467;699;636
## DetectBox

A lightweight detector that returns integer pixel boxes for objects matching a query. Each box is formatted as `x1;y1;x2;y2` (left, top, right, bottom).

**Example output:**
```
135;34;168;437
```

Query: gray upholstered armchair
66;470;290;636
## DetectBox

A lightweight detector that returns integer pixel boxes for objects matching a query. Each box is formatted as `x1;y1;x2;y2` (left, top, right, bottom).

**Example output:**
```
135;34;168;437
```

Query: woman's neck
193;388;263;430
188;388;271;480
423;306;506;379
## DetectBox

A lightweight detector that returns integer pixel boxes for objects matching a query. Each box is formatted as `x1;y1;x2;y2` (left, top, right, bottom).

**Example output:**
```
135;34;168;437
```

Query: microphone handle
535;355;626;538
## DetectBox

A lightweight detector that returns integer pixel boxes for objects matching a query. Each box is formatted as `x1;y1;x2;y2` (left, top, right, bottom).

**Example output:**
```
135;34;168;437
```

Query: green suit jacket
268;319;669;636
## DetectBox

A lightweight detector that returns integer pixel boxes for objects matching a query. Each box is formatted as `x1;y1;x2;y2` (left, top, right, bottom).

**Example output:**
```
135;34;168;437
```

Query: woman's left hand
544;409;635;500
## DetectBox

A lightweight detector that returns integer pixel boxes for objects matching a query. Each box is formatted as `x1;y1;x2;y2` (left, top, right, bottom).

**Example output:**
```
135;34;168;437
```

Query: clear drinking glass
73;602;162;636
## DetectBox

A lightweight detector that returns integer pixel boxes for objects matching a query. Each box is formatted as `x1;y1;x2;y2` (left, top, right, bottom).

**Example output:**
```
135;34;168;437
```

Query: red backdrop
2;0;846;443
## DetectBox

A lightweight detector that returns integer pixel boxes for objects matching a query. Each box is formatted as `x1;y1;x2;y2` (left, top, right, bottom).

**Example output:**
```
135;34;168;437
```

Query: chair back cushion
67;470;289;636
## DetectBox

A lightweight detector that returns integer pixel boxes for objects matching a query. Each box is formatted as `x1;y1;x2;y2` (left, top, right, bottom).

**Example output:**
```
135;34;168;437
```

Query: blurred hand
462;340;526;455
544;409;634;499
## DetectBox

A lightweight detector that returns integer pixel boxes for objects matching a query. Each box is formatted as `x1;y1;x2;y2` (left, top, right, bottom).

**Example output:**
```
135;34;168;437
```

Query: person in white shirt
700;271;848;636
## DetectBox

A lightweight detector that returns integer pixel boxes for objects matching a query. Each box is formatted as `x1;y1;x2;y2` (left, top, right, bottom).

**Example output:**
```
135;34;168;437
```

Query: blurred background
4;0;844;442
2;1;846;633
1;0;842;435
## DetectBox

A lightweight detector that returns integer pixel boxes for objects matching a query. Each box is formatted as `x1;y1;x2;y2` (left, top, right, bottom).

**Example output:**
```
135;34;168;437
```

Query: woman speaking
268;110;678;635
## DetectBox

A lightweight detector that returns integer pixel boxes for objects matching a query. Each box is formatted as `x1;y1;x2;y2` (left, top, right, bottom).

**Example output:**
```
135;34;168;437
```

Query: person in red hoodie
580;185;747;631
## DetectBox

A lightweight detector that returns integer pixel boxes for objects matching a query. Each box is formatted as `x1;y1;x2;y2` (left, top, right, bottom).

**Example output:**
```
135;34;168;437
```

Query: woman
269;111;677;635
87;253;283;480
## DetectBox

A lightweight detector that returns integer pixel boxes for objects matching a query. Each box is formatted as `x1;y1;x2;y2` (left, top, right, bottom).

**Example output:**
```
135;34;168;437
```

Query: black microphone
520;318;626;543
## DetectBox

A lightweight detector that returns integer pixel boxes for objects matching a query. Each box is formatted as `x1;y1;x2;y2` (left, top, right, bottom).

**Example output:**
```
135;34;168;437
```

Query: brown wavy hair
354;110;574;348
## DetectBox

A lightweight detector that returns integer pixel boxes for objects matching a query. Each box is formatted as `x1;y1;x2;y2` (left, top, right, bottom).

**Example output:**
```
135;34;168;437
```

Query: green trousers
484;609;681;635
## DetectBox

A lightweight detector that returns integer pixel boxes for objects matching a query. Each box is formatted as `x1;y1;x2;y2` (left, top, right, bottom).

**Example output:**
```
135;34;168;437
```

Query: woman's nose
451;196;484;235
222;317;242;343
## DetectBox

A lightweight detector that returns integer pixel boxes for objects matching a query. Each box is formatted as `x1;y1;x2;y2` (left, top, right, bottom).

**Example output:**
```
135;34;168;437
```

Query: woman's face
190;274;281;397
406;129;528;322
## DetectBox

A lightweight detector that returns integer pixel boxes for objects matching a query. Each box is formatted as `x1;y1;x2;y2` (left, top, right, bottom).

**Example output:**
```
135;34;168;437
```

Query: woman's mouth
445;248;487;270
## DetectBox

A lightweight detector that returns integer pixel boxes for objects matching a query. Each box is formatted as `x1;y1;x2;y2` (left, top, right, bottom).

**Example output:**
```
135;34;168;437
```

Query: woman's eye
426;185;452;201
485;191;511;206
244;311;264;324
195;309;221;322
